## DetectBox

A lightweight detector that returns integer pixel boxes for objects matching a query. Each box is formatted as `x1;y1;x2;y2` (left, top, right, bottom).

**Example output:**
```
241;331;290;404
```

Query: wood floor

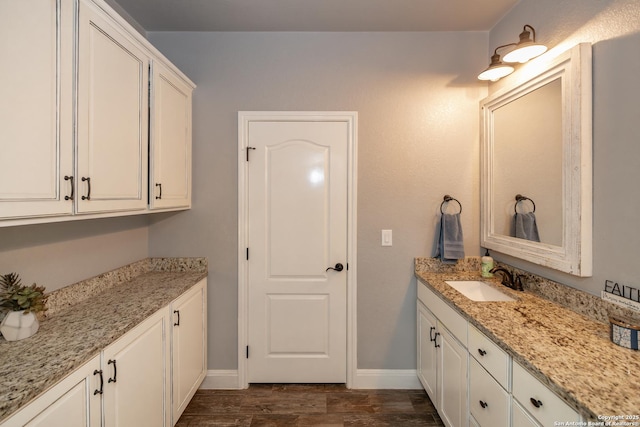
176;384;445;426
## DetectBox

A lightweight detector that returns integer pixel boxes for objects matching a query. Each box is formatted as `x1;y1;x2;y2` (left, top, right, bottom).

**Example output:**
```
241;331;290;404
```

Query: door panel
247;120;348;383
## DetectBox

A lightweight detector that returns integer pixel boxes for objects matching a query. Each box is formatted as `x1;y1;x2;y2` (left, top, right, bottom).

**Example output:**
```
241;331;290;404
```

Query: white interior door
247;120;348;383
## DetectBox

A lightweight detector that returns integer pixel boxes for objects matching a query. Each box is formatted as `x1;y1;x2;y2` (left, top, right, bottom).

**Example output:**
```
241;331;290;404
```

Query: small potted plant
0;273;47;341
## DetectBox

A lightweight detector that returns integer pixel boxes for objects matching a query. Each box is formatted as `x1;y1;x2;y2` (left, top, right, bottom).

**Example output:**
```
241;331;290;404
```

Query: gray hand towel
432;213;465;264
514;212;540;242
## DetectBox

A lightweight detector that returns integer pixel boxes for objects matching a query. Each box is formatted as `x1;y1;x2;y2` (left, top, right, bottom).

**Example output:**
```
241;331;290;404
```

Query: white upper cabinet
0;0;74;220
77;0;149;214
149;60;194;210
0;0;194;226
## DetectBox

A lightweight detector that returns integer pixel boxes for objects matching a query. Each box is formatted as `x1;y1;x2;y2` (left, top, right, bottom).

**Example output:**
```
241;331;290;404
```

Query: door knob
326;263;344;272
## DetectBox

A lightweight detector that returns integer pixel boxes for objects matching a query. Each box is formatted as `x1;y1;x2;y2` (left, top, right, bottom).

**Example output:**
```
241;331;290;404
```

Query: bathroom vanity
415;257;640;427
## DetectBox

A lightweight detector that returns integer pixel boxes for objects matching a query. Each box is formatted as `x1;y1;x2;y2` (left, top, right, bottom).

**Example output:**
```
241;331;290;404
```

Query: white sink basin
444;280;516;302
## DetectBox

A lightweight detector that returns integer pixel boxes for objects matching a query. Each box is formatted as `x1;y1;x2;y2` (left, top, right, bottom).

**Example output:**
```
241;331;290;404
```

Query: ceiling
110;0;520;32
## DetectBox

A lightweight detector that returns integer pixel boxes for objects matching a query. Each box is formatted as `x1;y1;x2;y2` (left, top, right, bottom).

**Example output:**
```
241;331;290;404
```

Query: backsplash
44;257;207;317
415;256;640;325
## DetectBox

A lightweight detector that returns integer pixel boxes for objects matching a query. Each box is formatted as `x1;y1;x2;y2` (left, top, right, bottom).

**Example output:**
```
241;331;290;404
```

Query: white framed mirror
480;43;592;276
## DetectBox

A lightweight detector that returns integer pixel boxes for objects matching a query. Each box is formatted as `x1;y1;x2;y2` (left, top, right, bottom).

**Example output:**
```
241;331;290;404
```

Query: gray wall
0;216;149;292
147;31;488;370
488;0;640;296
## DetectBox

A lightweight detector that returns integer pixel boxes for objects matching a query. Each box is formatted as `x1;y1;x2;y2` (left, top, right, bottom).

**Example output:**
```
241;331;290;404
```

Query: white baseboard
199;369;422;390
200;370;240;389
353;369;422;389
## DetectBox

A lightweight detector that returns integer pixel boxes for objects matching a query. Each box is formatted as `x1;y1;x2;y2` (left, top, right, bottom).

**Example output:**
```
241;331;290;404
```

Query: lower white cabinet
170;279;207;423
1;356;102;427
417;284;468;427
469;358;509;427
417;281;584;427
0;280;207;427
512;361;580;427
102;308;169;427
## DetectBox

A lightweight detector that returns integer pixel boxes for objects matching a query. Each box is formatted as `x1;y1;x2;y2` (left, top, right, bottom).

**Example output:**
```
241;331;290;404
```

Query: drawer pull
64;175;74;201
174;309;180;326
530;397;543;408
93;369;103;395
429;326;436;342
477;348;487;356
479;400;488;409
434;332;440;348
81;177;91;200
108;359;117;383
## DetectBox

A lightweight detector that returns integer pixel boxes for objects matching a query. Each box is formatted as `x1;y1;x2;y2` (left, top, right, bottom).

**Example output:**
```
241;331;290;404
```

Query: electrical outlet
382;229;392;246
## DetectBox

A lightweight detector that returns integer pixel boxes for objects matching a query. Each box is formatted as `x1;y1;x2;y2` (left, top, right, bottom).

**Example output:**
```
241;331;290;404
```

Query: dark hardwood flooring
176;384;445;426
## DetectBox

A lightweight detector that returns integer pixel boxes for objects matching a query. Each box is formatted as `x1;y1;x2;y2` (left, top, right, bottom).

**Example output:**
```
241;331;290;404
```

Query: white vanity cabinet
102;308;169;427
468;325;510;427
0;0;75;220
76;0;149;214
170;279;207;423
417;283;468;427
0;355;102;427
149;61;194;211
512;361;580;427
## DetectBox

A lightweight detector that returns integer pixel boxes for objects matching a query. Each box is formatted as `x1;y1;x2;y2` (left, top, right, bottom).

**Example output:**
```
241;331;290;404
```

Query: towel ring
514;194;536;213
440;195;462;214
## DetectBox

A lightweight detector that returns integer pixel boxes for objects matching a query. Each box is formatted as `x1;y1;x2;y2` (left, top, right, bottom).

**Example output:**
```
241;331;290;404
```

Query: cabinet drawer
513;399;541;427
469;324;510;389
469;358;509;427
417;282;467;346
512;361;580;426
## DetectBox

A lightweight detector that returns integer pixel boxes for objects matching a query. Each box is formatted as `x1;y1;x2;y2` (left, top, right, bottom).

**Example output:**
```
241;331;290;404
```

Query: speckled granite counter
0;258;207;423
415;259;640;419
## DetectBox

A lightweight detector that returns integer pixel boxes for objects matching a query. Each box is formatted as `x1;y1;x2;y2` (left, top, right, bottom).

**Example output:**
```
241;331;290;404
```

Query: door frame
237;111;358;388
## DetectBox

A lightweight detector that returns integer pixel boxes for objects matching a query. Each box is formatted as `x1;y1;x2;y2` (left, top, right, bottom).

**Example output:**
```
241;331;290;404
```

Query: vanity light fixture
477;44;515;82
478;24;548;82
502;25;547;63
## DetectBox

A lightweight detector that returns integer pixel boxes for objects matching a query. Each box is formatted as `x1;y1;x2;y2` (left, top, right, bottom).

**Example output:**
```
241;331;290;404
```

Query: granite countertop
0;258;207;423
415;269;640;419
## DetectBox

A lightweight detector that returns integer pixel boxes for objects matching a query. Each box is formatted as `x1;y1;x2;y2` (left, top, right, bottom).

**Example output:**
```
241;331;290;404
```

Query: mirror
480;43;593;276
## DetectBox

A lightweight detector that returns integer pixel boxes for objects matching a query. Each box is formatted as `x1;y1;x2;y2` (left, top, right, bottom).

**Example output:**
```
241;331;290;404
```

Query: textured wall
488;0;640;296
147;31;488;370
0;216;149;293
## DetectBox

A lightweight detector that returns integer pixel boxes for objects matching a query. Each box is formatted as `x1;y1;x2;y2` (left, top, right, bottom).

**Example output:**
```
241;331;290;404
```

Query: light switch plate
382;229;392;246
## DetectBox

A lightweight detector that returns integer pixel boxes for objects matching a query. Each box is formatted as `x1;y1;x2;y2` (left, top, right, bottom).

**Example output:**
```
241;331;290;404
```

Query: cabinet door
103;309;169;427
149;60;193;210
1;355;101;427
77;0;149;214
0;0;74;220
439;326;468;427
171;279;207;423
417;301;438;405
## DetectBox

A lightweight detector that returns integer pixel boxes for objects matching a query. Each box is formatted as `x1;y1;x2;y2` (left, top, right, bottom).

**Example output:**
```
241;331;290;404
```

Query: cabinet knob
530;397;543;408
479;400;488;409
477;348;487;356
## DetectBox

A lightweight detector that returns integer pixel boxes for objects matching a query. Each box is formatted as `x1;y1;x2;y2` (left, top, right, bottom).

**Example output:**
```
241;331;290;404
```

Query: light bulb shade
478;53;514;81
502;26;547;63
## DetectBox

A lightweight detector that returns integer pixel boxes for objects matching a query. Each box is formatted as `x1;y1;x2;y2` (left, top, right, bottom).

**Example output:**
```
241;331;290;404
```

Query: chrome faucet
489;267;524;291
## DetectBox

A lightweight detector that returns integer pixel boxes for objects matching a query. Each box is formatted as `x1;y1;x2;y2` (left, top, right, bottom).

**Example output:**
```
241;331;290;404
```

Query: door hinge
246;248;249;260
246;345;249;359
246;146;256;161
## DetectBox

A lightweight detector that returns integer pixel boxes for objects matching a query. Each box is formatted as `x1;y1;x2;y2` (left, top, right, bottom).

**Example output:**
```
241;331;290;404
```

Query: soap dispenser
481;249;494;278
